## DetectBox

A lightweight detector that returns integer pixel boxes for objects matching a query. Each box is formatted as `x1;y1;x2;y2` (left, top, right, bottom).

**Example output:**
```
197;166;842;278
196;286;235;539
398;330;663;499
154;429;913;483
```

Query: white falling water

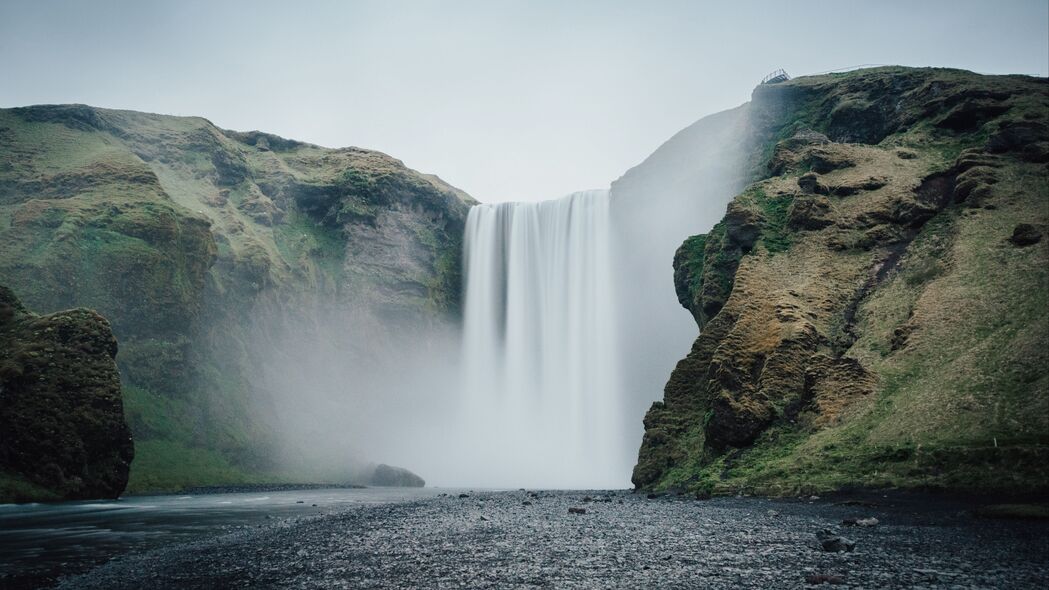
460;189;626;488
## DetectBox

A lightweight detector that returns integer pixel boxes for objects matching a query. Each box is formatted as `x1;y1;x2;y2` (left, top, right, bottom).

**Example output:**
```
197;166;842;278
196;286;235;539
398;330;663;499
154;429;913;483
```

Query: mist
226;100;755;490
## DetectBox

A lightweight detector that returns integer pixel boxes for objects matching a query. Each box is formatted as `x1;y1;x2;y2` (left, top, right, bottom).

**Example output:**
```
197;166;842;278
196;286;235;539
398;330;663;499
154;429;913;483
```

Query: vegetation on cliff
634;67;1049;496
0;285;133;502
0;105;474;492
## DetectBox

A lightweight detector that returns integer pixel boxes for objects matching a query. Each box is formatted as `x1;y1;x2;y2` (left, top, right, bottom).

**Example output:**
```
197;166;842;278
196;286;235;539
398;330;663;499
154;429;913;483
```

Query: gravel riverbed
53;490;1049;589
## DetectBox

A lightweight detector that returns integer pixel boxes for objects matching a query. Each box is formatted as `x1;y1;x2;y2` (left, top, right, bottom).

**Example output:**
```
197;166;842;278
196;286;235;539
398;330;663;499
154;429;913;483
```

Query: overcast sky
2;0;1047;202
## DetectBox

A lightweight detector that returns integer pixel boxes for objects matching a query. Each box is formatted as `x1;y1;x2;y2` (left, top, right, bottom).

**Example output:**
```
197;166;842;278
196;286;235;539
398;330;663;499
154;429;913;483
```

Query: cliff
634;67;1049;496
0;285;133;502
0;105;474;492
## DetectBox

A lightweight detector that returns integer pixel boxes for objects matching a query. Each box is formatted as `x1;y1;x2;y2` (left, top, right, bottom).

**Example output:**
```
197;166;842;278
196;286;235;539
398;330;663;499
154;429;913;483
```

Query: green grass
125;440;266;494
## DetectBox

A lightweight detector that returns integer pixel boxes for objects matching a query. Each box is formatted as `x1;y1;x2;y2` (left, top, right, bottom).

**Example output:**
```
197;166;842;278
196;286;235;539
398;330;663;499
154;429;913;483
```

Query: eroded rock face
0;285;133;502
634;67;1049;495
0;104;475;492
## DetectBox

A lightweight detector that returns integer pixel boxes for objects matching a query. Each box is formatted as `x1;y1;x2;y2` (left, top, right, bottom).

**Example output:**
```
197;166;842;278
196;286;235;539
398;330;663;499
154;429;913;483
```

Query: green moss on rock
0;285;133;502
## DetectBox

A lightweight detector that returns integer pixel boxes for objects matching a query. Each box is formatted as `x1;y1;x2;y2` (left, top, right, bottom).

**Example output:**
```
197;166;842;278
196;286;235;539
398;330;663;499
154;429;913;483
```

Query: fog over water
241;101;754;488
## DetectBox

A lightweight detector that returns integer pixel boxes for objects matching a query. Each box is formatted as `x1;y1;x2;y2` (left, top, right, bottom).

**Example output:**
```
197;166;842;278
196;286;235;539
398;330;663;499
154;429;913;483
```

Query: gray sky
2;0;1047;203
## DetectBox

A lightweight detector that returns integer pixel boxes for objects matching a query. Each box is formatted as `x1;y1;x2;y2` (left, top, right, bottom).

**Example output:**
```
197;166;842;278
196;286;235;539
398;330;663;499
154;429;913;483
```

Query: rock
458;493;470;498
1009;223;1042;246
0;285;133;502
568;507;587;515
798;172;828;195
987;121;1049;161
843;517;878;527
479;516;488;521
896;149;918;159
788;195;835;230
768;510;780;517
522;501;532;506
829;175;889;196
367;464;425;487
582;495;593;502
816;529;856;553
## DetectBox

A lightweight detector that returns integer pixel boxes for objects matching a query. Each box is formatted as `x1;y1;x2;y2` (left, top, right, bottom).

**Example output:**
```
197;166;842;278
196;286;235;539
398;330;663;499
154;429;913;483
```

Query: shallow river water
3;488;1048;589
0;486;452;588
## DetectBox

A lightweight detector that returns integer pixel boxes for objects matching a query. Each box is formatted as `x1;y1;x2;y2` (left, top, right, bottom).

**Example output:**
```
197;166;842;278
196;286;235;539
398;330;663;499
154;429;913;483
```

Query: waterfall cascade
460;189;627;488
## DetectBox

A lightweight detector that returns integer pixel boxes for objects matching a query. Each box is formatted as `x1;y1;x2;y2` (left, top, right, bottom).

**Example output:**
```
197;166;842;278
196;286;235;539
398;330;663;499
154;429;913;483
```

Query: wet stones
568;507;587;515
816;529;856;553
805;573;846;585
806;146;856;174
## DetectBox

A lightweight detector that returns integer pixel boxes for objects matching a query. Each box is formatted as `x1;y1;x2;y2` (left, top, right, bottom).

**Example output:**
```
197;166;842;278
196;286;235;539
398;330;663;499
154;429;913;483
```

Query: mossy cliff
0;285;133;502
634;67;1049;496
0;105;474;494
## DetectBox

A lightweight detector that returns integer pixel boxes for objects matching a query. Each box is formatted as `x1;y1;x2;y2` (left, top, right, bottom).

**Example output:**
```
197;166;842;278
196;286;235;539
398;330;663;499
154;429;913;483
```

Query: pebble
54;491;1049;589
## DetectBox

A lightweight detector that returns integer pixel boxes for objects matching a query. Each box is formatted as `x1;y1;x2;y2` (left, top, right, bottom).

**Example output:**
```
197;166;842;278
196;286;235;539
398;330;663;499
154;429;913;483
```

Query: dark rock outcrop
0;285;133;502
367;463;425;487
1010;223;1043;246
634;67;1049;496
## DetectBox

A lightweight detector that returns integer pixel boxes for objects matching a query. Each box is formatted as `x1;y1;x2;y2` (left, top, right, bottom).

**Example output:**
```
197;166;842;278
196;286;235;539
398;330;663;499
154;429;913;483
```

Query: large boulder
0;285;133;502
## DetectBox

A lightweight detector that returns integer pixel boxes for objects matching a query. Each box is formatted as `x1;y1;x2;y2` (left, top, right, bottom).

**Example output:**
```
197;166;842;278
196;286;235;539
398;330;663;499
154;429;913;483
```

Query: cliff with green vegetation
0;285;133;502
0;105;474;494
634;67;1049;496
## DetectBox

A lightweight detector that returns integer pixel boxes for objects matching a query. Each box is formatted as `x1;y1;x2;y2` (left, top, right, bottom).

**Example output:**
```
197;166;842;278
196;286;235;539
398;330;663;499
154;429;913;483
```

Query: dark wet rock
458;493;470;498
521;501;532;506
1009;223;1042;247
568;507;587;515
45;491;1049;589
816;529;855;553
0;285;133;502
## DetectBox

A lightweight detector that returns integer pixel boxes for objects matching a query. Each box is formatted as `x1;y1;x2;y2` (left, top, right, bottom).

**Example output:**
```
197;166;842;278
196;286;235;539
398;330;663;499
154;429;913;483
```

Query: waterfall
460;189;626;488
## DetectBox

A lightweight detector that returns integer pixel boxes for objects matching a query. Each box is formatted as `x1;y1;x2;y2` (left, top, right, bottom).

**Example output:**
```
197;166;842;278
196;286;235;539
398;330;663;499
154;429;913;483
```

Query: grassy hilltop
0;105;473;495
634;67;1049;496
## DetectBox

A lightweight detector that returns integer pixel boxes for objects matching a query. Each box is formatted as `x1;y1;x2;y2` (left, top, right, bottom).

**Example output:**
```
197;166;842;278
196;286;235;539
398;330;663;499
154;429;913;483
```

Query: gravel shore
56;490;1049;589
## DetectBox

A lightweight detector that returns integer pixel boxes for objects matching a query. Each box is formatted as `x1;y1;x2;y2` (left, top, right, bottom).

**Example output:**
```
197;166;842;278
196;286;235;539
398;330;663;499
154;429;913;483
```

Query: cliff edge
634;67;1049;496
0;285;133;502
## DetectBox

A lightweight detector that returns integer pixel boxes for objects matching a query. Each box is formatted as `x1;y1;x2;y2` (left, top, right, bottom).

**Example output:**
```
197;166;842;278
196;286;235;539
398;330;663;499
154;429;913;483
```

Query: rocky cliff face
634;67;1049;496
0;105;474;492
0;285;133;502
